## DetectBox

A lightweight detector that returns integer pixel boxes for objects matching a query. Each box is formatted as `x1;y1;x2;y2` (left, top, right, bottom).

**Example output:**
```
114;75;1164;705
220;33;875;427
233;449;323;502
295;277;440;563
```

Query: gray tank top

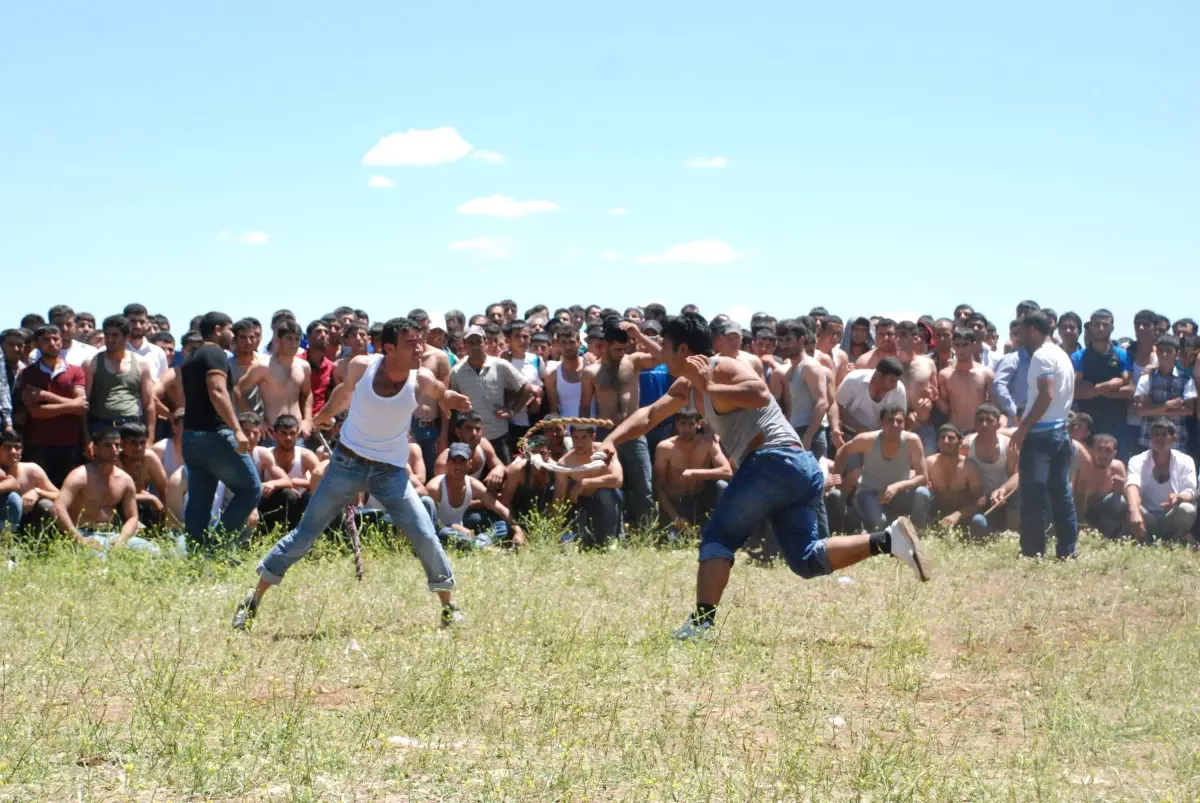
700;356;799;465
968;435;1009;496
788;361;817;428
860;434;911;492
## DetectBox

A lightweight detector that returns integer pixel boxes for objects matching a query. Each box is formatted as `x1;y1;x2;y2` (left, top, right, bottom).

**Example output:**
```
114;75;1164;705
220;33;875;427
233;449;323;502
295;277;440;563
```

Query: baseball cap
641;319;663;334
427;311;446;332
714;320;742;337
464;325;486;339
448;442;472;461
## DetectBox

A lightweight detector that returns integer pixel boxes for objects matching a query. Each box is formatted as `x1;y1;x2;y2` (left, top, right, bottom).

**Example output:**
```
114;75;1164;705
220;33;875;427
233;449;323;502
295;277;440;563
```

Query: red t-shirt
308;356;336;415
21;361;86;447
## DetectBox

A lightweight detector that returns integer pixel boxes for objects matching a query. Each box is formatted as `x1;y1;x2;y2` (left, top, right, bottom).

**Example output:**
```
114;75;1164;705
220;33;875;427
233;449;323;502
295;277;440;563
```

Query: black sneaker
439;603;467;628
231;593;259;631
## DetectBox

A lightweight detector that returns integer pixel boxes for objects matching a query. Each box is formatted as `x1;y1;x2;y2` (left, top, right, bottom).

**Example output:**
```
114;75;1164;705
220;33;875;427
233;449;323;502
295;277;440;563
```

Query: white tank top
555;362;586;417
278;449;304;479
434;476;472;525
339;355;418;467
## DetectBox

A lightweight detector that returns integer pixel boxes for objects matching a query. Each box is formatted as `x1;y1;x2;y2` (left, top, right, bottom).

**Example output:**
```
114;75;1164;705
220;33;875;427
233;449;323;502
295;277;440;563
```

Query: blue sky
2;1;1196;335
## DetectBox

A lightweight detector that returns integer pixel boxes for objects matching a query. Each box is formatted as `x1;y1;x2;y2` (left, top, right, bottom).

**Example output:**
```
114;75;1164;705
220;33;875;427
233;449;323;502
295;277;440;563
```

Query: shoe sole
896;517;932;582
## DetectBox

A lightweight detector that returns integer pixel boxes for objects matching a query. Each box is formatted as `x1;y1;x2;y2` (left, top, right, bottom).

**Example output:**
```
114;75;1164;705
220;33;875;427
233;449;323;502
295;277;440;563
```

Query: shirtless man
962;404;1019;537
1074;433;1127;538
234;320;313;443
423;442;523;550
780;321;832;456
930;318;955;372
896;320;940;454
555;423;625;548
0;431;58;533
855;318;899;369
258;414;321;531
654;409;733;535
433;410;506;491
229;319;265;416
117;422;170;527
333;323;370;384
545;328;587;417
816;315;851;386
936;329;994;434
403;309;453;478
579;320;660;528
498;434;555;538
52;427;157;552
711;320;764;377
925;425;972;525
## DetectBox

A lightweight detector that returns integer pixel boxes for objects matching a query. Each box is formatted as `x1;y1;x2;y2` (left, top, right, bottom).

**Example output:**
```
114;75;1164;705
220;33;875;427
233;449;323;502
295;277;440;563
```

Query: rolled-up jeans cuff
255;563;284;586
697;540;736;563
427;576;456;592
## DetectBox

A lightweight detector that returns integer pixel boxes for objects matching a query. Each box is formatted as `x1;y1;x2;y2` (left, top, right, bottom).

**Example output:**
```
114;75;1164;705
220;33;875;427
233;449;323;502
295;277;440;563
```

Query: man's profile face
957;308;973;325
878;374;899;394
274;425;299;451
121;436;148;459
937;430;960;456
158;341;176;365
661;335;688;375
214;324;234;350
95;437;120;463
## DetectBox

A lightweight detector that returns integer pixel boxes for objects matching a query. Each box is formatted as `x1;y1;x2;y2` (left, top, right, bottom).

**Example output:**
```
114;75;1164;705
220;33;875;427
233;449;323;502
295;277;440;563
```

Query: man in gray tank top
830;404;932;532
599;313;932;641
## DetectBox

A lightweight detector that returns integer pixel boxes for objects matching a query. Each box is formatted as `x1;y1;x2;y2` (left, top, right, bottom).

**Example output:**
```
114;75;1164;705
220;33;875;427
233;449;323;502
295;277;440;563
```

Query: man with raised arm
598;312;931;641
231;317;473;631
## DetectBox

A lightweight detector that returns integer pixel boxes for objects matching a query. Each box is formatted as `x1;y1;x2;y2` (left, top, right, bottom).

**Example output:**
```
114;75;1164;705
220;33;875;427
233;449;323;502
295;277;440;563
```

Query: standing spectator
502;320;545;454
0;329;23;436
19;326;87;487
34;305;98;368
1132;335;1196;452
448;325;533;465
120;303;170;382
1073;309;1133;454
1124;419;1197;543
85;315;155;437
180;312;262;547
1010;311;1078;559
1125;310;1159;460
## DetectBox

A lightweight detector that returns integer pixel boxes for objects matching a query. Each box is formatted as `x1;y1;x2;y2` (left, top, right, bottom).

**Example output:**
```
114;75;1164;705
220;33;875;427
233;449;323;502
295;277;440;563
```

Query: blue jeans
257;449;454;591
915;422;938;460
411;421;441;480
419;495;510;549
181;429;262;547
617;436;655;528
699;447;830;579
796;425;827;460
567;488;625;549
1018;426;1078;558
853;486;932;531
4;491;20;533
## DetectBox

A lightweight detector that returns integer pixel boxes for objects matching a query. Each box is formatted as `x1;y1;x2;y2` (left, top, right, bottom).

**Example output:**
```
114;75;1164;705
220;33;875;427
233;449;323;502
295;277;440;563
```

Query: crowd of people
2;299;1197;572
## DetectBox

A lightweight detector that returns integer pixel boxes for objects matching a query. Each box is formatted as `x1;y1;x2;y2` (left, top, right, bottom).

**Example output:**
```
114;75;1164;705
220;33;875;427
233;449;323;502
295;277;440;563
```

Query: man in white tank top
257;414;321;531
232;317;473;631
421;442;520;549
598;313;931;642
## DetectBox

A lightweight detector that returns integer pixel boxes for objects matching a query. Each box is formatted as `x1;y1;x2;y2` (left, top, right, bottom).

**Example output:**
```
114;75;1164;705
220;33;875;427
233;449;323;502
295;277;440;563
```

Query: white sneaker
672;616;714;641
887;517;932;582
439;605;468;628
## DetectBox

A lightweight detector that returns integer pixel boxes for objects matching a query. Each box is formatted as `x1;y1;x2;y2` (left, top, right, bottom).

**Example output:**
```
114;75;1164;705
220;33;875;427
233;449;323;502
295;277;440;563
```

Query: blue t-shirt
640;364;676;438
1071;343;1131;437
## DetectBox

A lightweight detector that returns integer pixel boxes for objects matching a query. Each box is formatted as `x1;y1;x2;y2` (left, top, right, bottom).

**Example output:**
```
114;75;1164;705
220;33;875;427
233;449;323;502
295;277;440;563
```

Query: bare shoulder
714;355;757;382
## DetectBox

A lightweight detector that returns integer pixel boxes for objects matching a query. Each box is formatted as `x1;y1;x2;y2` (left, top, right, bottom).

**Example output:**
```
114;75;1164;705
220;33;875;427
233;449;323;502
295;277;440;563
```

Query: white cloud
602;251;624;260
687;156;728;169
609;208;629;216
457;194;560;218
362;126;473;166
367;175;395;188
217;230;269;245
449;237;512;259
471;150;506;163
636;239;738;265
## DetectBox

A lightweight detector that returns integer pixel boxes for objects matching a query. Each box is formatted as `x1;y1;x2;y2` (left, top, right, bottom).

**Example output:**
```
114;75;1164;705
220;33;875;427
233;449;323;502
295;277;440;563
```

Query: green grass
1;523;1199;801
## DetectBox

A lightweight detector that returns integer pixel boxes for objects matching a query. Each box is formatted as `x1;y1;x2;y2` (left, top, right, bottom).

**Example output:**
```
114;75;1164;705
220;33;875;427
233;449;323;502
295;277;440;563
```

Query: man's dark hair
953;304;973;318
199;312;233;339
821;315;843;330
354;309;369;321
48;304;74;323
275;319;302;339
753;328;777;342
1021;311;1052;336
501;299;517;311
232;318;255;336
896;320;918;337
320;313;338;326
680;304;700;315
1059;311;1082;331
342;323;363;338
1;328;23;344
0;429;21;447
407;308;429;325
445;310;466;329
975;403;1002;420
776;319;806;341
1173;317;1197;333
77;312;96;326
875;317;897;331
1089;308;1114;323
878;403;905;421
20;313;45;330
643;303;667;324
182;330;203;349
270;309;294;328
333;306;355;318
937;423;962;438
1156;313;1170;329
676;408;702;422
585;324;604;341
33;325;61;341
569;304;586;317
150;331;175;347
122;303;148;318
1156;334;1181;350
455;410;484;435
102;315;131;336
368;321;384;339
95;426;121;444
237;411;262;429
380;317;418;346
750;313;776;332
875;356;904;377
966;312;988;327
305;319;327;337
525;305;548;320
603;319;630;344
152;313;170;330
1041;308;1057;323
119;422;149;440
556;326;580;342
662;312;713;357
245;317;262;329
1071;411;1093;432
809;306;829;318
483;322;503;338
1015;300;1041;316
1149;416;1178;435
531;332;550;345
486;302;505;316
1181;333;1200;351
273;414;300;430
504;320;528;337
1134;309;1158;328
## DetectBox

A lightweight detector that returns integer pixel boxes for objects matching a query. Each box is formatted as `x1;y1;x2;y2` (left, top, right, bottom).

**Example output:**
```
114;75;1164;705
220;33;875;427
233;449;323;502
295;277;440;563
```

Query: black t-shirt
182;344;233;432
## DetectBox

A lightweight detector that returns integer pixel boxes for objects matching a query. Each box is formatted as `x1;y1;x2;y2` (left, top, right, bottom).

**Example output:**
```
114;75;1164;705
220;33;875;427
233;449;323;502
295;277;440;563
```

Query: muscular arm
801;363;829;450
0;470;16;495
206;372;242;432
52;471;98;548
144;452;170;505
498;459;524;508
544;370;561;415
830;434;872;479
232;362;264;411
416;367;472;414
479;438;506;490
684;439;733;482
600;378;691;449
934;369;951;415
300;363;314;432
578;370;595;418
704;365;772;411
115;478;140;546
24;383;88;418
896;436;930;492
315;357;370;425
140;360;156;430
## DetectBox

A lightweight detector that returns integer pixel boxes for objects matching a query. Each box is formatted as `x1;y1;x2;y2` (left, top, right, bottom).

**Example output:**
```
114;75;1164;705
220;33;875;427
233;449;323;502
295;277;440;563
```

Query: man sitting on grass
423;442;522;549
1;431;58;535
1124;418;1197;545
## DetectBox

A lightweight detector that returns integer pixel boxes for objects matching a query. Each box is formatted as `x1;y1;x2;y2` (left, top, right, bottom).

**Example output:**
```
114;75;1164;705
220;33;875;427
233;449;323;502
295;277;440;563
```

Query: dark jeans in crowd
411;421;441;479
4;493;56;535
1018;426;1078;559
181;429;262;547
618;436;654;529
1085;492;1127;539
420;496;510;550
136;500;165;529
258;488;311;532
568;488;625;549
22;444;83;489
796;424;827;460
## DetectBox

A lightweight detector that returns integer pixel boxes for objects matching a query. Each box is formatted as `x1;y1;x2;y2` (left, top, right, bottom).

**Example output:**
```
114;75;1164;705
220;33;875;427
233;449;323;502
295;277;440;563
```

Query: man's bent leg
256;452;366;585
208;430;262;539
852;490;888;531
369;466;455;592
4;491;21;533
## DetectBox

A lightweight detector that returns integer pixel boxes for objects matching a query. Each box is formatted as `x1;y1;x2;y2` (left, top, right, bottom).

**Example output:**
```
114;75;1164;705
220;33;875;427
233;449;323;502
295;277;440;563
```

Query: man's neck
1152;449;1172;467
39;353;61;369
128;336;145;350
306;346;326;363
273;352;295;366
954;360;974;374
561;353;579;367
1089;338;1110;354
93;462;116;477
274;444;295;459
468;353;487;369
107;346;126;360
1157;362;1176;377
1136;340;1155;360
975;431;999;447
510;347;526;360
120;454;143;468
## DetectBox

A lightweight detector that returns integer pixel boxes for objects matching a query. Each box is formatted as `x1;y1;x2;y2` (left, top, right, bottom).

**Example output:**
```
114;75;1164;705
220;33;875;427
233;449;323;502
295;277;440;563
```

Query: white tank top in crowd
339;355;418;467
555;362;584;417
434;477;473;525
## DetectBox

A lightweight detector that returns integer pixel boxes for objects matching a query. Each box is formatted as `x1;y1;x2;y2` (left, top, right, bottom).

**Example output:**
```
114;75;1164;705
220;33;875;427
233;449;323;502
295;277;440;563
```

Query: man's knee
1169;502;1197;533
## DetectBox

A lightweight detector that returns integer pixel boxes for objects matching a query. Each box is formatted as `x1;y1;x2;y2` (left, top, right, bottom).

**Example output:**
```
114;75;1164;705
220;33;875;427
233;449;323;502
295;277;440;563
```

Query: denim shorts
699;446;831;579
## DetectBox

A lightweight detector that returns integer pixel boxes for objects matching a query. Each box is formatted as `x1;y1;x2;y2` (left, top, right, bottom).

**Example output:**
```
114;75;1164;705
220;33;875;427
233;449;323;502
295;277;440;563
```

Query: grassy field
1;521;1199;802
